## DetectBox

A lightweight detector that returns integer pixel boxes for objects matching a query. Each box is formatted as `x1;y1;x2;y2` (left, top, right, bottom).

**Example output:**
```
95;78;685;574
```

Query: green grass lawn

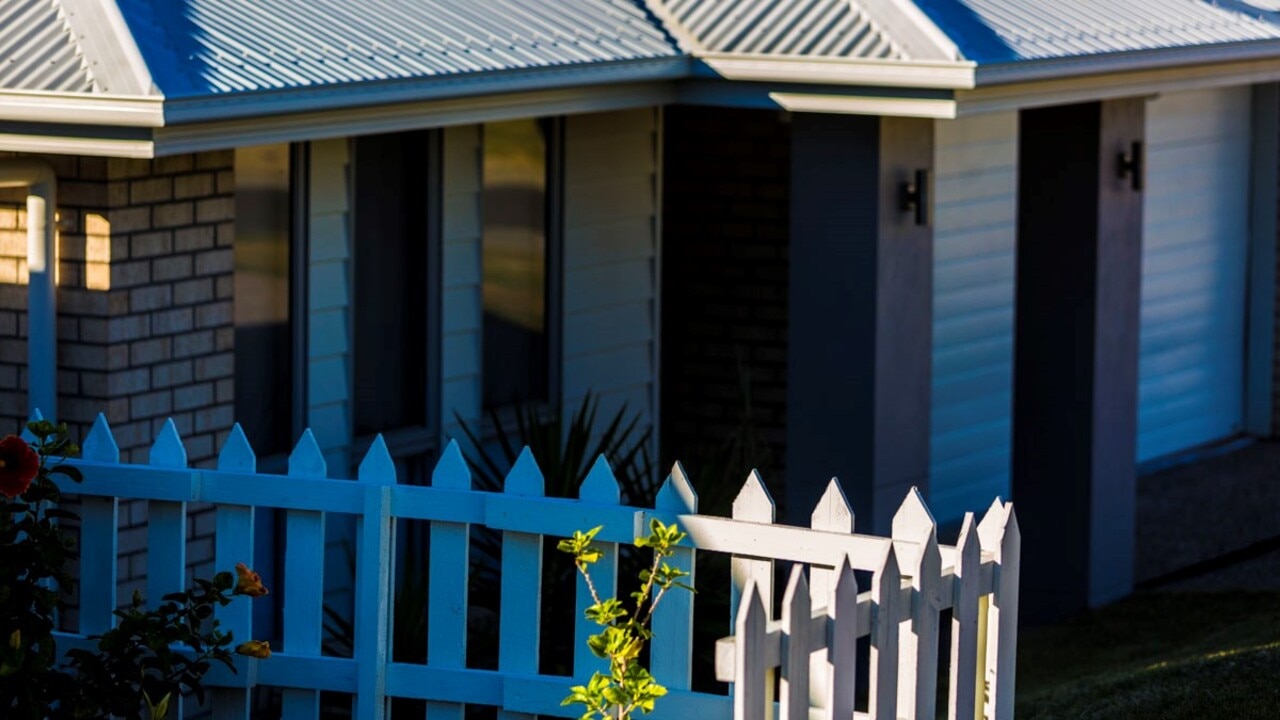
1016;591;1280;719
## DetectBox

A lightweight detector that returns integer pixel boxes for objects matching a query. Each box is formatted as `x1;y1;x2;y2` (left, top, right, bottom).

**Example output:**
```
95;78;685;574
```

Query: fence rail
39;412;1019;719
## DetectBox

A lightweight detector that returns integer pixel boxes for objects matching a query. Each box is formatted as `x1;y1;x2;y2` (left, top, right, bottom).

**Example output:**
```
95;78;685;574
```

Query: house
2;0;1279;622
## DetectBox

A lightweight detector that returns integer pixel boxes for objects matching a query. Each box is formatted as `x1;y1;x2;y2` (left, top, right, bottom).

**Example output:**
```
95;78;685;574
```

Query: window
352;130;438;441
481;118;560;410
234;144;301;456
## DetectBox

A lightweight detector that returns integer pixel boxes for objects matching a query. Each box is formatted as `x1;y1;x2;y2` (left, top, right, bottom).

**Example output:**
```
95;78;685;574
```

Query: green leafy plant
0;420;270;719
558;520;692;720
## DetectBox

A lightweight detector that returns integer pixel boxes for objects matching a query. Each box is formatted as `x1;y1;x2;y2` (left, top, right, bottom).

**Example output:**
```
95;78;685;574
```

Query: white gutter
973;38;1280;87
0;88;164;127
0;160;58;421
698;53;976;90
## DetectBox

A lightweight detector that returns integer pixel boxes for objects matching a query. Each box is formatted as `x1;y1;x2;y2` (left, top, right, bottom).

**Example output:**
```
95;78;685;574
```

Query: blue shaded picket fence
44;412;1019;720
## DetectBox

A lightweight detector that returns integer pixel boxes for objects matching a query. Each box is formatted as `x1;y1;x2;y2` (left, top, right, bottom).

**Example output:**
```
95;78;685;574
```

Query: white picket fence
41;412;1019;720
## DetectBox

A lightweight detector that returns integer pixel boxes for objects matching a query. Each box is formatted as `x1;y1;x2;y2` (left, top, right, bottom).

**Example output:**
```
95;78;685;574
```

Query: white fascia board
958;54;1280;116
161;57;691;126
153;82;677;156
700;54;976;90
0;88;164;126
0;132;153;158
973;40;1280;87
770;91;957;119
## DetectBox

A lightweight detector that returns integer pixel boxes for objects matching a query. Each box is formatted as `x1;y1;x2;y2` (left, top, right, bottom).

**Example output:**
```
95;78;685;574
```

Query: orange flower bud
235;639;271;659
234;562;269;597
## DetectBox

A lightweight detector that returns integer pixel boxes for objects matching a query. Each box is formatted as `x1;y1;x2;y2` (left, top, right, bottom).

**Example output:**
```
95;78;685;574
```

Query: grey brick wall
659;107;791;510
0;150;237;606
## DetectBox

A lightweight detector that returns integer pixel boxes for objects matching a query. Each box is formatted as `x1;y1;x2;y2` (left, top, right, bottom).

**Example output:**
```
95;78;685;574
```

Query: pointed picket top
782;564;811;620
977;497;1010;551
19;408;43;442
504;446;544;496
358;434;397;485
656;461;698;513
829;555;859;720
891;486;936;542
811;478;854;533
217;423;256;473
579;455;619;503
150;418;188;468
876;541;902;593
957;511;980;567
82;413;119;463
432;439;472;490
732;469;774;522
288;428;326;478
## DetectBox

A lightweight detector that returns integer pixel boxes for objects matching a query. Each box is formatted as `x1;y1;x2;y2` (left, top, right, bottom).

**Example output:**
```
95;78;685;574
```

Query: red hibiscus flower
0;435;39;499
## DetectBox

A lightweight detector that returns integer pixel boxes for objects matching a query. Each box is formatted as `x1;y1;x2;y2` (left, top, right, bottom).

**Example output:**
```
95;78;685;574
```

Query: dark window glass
482;119;549;409
234;144;292;455
353;131;431;436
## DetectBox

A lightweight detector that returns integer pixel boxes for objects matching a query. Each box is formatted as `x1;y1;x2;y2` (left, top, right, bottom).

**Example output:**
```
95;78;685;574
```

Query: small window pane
483;119;548;409
234;144;292;455
353;131;430;436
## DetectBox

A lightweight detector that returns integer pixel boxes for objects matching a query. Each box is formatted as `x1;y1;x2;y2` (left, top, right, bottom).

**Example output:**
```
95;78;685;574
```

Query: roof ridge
58;0;158;96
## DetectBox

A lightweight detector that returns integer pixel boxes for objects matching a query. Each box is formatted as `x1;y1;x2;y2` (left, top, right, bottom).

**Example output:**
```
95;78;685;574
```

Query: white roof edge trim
857;0;961;62
0;132;154;158
153;82;677;157
974;39;1280;87
0;89;165;126
701;54;976;90
957;55;1280;116
59;0;157;96
640;0;703;54
161;56;691;126
770;91;956;118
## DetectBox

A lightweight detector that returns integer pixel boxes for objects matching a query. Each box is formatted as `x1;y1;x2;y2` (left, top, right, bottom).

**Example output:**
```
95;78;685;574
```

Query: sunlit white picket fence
44;412;1019;720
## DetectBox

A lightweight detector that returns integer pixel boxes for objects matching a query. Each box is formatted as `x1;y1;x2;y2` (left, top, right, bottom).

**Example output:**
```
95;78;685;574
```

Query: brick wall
0;150;237;602
659;106;790;511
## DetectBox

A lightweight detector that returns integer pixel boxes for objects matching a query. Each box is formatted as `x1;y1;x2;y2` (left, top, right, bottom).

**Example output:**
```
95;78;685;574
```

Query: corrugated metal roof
654;0;906;59
0;0;97;93
112;0;681;98
913;0;1280;64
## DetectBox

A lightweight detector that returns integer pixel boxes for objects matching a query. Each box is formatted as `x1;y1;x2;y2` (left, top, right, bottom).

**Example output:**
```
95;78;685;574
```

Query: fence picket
145;419;189;717
978;501;1019;720
893;488;940;720
574;456;619;679
733;580;768;720
427;440;472;720
354;436;395;719
870;544;900;720
809;479;852;714
282;430;327;720
498;447;544;720
78;413;119;636
650;462;697;689
780;566;812;720
211;425;256;719
949;513;980;720
731;471;774;714
828;556;858;720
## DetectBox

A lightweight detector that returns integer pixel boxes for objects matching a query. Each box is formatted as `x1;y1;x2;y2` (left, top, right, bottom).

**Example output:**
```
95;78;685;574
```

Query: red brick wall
659;106;790;508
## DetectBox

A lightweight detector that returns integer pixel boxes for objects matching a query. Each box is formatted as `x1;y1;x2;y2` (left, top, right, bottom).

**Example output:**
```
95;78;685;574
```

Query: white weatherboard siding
440;124;484;435
308;138;354;467
929;112;1019;524
562;108;659;427
1137;87;1251;462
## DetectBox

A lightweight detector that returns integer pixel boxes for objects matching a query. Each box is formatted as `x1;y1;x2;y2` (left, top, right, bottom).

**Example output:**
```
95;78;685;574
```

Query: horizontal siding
440;125;484;432
562;108;658;429
307;138;352;460
1137;87;1251;462
929;111;1018;524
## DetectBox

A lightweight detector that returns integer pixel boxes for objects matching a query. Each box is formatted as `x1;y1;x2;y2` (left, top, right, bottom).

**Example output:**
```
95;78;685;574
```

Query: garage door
929;112;1019;523
1137;87;1251;463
